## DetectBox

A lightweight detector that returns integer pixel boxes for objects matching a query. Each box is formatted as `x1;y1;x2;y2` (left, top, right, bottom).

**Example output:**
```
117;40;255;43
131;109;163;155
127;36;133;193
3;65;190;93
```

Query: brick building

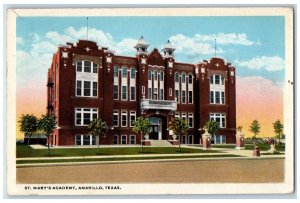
46;36;236;146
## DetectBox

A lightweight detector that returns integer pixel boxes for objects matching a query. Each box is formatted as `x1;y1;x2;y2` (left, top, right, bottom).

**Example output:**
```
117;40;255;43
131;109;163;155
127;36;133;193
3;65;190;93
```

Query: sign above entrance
140;99;177;111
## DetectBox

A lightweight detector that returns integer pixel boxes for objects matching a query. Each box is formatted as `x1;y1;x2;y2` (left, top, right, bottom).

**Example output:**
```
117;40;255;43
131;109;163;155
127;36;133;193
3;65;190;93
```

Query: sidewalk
17;144;285;168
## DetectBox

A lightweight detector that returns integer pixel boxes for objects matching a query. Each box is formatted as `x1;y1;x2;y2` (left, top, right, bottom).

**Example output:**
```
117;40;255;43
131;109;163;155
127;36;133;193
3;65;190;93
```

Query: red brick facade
47;38;236;146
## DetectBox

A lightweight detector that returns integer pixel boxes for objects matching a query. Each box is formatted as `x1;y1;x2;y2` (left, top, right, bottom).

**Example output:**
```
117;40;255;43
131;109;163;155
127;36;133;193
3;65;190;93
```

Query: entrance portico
148;116;168;140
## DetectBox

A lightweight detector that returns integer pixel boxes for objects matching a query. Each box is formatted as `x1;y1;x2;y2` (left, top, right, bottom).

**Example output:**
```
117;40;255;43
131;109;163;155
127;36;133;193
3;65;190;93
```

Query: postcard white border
6;7;294;195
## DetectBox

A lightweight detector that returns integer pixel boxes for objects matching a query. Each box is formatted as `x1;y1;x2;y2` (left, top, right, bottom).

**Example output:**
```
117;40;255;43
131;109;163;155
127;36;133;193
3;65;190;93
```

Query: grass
16;154;241;164
16;145;222;158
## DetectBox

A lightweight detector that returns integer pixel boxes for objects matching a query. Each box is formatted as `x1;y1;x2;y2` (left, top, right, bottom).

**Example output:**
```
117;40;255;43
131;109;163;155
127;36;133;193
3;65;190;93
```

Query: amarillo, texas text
24;185;121;190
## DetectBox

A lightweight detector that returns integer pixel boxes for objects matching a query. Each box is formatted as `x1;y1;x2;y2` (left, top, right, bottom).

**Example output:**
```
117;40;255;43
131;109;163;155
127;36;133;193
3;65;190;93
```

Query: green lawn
17;154;241;164
16;145;221;158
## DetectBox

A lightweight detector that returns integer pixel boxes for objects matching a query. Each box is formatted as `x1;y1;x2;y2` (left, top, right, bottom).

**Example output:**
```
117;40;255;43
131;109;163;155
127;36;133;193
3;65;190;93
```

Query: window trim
121;110;127;127
188;113;194;128
121;85;127;101
113;110;119;127
129;135;136;144
76;60;98;73
130;86;136;101
113;85;119;100
113;135;119;144
121;135;127;144
130;67;136;79
76;80;98;98
122;67;127;78
75;108;98;126
188;90;193;104
130;111;136;127
210;113;226;128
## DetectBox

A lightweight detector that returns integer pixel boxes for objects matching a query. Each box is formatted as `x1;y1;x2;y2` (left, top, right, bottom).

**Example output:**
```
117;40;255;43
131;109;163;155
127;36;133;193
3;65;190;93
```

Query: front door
149;117;162;140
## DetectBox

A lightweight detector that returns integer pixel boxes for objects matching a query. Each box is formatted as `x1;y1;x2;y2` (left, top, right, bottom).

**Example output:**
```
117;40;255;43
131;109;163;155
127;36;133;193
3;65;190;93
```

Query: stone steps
149;140;172;146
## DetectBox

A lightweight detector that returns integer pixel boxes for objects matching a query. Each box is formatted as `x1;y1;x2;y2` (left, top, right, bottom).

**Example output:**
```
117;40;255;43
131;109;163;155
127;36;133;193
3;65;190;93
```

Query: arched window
160;71;164;81
130;67;136;79
182;73;186;83
175;72;179;83
114;66;119;77
148;70;152;80
122;67;127;78
154;70;158;81
188;74;193;84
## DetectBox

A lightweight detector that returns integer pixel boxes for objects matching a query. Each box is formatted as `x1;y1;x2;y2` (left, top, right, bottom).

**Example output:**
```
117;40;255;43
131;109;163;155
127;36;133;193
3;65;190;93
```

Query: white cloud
194;33;260;46
45;27;136;55
235;56;285;72
16;37;24;45
169;34;223;56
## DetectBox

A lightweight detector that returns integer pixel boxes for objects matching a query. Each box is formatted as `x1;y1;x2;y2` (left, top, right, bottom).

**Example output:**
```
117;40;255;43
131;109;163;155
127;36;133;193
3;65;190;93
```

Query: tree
38;114;56;155
249;120;261;146
204;120;220;143
18;114;38;145
89;118;108;150
273;119;283;149
132;117;150;152
168;117;189;151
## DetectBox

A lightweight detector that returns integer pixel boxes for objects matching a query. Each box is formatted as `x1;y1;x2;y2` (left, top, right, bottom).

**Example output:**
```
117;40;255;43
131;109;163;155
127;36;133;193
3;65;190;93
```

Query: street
17;158;284;183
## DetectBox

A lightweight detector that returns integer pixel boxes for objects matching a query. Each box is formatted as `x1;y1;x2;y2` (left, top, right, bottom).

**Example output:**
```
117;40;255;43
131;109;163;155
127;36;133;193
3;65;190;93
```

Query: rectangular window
93;82;97;97
160;89;164;100
93;63;98;73
210;76;214;84
113;110;119;127
130;111;136;127
113;135;119;144
215;75;220;84
113;85;119;100
121;111;127;127
188;113;193;128
181;113;187;121
148;88;152;99
76;61;82;72
130;135;136;144
154;88;158;100
210;91;214;104
75;108;98;126
122;86;127;100
188;91;193;104
75;135;95;146
175;90;179;103
175;112;180;118
84;61;91;73
210;113;226;128
142;86;145;95
130;87;135;101
221;91;225;104
76;80;82;96
121;135;127;144
216;91;220;104
182;90;186;103
169;88;172;96
84;81;91;96
75;135;82;145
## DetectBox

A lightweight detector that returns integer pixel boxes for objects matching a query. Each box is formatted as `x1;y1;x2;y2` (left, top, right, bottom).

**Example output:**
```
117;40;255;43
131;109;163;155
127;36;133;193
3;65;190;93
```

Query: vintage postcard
6;7;294;195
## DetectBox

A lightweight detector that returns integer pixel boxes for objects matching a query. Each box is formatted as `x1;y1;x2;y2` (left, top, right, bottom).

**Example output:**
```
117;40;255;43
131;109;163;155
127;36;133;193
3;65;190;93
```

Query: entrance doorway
148;116;167;140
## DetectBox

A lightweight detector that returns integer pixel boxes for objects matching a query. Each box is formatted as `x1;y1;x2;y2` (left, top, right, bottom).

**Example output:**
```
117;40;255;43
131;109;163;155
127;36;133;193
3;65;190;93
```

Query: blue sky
16;16;285;84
